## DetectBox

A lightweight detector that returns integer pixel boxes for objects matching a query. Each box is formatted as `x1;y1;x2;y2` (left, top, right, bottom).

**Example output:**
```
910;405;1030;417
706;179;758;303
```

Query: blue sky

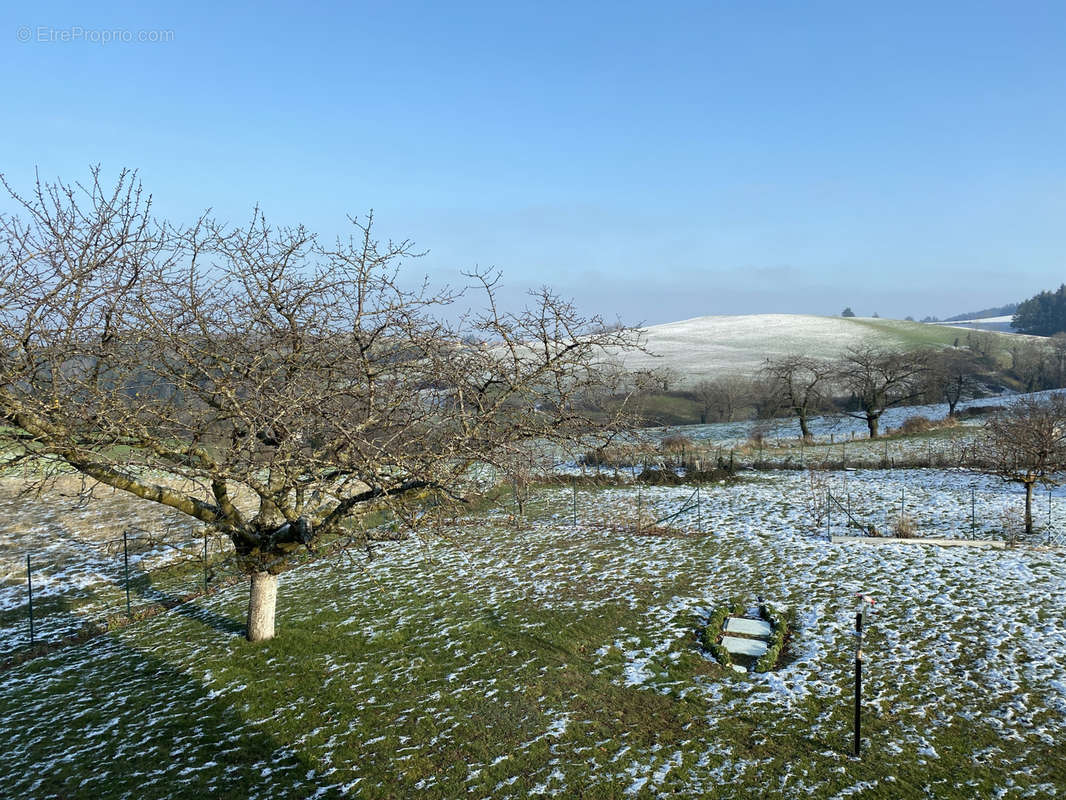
2;1;1064;325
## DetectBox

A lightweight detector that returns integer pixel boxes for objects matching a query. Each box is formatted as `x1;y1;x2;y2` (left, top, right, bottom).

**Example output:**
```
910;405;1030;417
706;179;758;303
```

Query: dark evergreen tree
1012;284;1066;336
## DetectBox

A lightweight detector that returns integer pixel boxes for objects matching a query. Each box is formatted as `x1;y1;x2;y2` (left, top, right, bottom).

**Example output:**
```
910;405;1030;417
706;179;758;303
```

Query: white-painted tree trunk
247;571;278;642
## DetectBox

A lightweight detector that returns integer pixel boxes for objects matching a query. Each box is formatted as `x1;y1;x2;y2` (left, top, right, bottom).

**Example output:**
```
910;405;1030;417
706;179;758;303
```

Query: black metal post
572;477;577;527
855;608;863;757
27;554;34;646
123;529;131;616
636;484;642;534
971;487;976;540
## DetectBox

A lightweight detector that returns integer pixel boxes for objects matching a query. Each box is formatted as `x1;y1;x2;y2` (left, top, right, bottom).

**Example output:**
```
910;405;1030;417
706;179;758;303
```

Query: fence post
854;608;863;757
827;490;831;539
900;488;905;526
123;529;131;617
27;554;35;647
696;483;702;534
203;529;209;594
1049;487;1053;546
636;484;642;534
971;487;976;540
572;477;577;527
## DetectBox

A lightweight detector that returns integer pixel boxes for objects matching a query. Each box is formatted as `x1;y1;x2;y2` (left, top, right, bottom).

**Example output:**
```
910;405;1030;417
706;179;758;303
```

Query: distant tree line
1011;284;1066;336
943;302;1018;323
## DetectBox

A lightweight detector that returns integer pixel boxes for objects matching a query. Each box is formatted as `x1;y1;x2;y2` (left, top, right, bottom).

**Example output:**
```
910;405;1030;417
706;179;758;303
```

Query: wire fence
501;469;1066;551
2;526;240;664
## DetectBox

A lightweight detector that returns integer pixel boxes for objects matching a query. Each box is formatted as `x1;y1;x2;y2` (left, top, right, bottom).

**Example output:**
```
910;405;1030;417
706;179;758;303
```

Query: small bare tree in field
923;348;981;417
691;376;757;424
761;355;833;440
984;395;1066;537
0;168;641;642
835;346;930;438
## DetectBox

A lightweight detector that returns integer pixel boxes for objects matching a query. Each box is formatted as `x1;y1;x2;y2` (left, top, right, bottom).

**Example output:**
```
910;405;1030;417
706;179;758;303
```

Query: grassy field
2;474;1064;799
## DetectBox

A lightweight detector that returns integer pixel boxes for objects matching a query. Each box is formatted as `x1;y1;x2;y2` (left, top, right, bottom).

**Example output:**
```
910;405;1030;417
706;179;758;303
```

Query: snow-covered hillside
610;314;1015;385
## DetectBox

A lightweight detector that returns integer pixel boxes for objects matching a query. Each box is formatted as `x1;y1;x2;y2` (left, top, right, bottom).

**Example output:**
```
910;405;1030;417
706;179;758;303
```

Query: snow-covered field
1;471;1064;797
622;314;887;381
608;314;1020;384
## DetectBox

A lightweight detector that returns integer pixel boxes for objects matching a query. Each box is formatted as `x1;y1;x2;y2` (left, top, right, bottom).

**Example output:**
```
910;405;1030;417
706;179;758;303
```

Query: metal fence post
854;608;863;757
1049;487;1054;546
572;477;577;527
123;529;131;616
827;489;831;539
696;483;702;534
971;487;976;540
27;554;35;646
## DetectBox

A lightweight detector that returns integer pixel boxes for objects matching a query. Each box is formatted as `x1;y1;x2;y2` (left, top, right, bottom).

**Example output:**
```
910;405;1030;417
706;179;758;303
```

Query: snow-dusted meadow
651;390;1034;450
1;469;1064;798
611;314;1026;384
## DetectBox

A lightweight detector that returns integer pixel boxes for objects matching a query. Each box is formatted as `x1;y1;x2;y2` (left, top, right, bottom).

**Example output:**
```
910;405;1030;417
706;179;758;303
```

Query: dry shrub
894;415;958;436
804;468;829;528
898;416;934;434
661;434;693;452
892;514;918;538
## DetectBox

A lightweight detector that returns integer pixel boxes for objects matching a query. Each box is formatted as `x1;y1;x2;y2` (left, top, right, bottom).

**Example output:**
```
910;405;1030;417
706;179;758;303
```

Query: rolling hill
613;314;1026;385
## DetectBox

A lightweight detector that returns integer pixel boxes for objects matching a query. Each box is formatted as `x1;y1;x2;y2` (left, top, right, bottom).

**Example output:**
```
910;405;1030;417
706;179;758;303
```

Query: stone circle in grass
700;600;790;675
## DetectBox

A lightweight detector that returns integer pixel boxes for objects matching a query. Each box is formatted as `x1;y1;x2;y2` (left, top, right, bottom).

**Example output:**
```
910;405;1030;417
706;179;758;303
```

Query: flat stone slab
832;535;1005;549
721;636;768;657
731;663;748;675
724;617;772;638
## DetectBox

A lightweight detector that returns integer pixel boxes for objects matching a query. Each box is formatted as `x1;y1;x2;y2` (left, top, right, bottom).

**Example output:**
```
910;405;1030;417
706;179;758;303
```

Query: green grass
843;317;1037;370
841;317;983;349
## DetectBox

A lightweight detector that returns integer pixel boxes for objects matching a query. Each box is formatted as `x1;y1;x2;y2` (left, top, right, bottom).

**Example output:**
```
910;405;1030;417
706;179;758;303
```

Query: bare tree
761;355;833;440
1008;340;1052;392
1050;333;1066;387
923;348;981;417
691;377;755;424
0;168;640;642
835;346;929;438
984;395;1066;536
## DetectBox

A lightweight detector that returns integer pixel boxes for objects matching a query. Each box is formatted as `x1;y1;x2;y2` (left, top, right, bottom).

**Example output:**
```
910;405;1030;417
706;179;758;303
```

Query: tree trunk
1025;481;1034;536
798;411;811;440
247;571;278;642
866;414;879;439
